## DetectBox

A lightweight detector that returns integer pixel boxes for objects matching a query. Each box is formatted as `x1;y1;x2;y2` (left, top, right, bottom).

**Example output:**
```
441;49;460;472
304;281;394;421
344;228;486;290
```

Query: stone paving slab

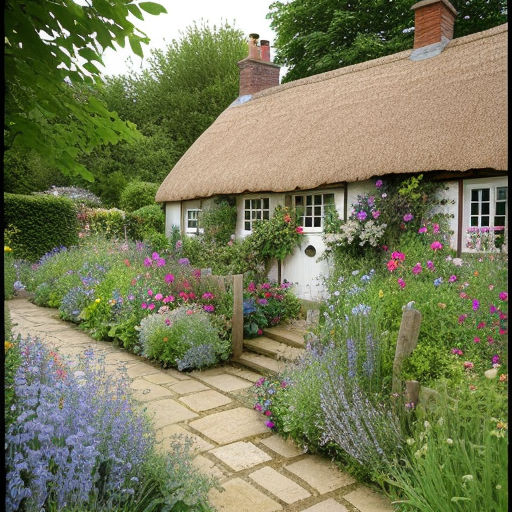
344;486;394;512
260;435;303;458
179;389;232;412
130;378;174;402
249;466;311;504
143;372;180;385
285;456;356;494
126;362;161;379
195;373;254;392
169;379;210;395
156;424;214;453
301;498;349;512
189;407;269;444
144;398;198;428
192;454;228;480
208;478;283;512
224;366;263;382
209;441;272;471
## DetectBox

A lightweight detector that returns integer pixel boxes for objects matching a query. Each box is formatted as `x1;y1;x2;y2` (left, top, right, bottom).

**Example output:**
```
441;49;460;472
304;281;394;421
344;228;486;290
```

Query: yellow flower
378;289;384;298
95;298;101;303
5;341;13;351
496;421;507;430
437;303;446;309
4;246;12;252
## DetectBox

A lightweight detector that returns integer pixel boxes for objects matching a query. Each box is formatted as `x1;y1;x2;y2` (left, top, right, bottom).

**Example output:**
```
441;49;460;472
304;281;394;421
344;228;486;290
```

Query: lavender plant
59;286;95;322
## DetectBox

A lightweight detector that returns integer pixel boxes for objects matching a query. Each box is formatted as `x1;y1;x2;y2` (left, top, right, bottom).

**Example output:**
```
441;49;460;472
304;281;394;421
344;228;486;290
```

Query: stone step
243;336;304;361
233;352;285;375
262;326;306;348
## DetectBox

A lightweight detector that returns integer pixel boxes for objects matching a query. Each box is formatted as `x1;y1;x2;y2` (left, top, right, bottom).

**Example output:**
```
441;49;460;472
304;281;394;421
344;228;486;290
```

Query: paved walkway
7;297;393;512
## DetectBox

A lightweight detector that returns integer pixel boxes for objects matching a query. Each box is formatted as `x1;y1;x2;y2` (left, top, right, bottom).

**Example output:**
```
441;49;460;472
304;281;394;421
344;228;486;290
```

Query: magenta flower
264;410;272;417
143;257;152;267
490;304;498;314
175;240;182;249
403;213;413;222
163;295;175;303
154;293;163;301
165;318;171;326
152;252;160;260
281;381;288;388
261;283;271;290
258;298;268;305
202;292;214;300
426;260;435;270
472;299;480;311
499;291;508;301
418;226;427;234
458;314;467;324
257;329;263;335
372;210;381;219
248;282;256;292
156;258;166;267
141;303;147;309
473;337;480;343
165;273;175;283
255;378;265;387
451;348;463;355
412;263;422;275
147;289;153;296
254;403;262;411
398;278;406;289
463;361;474;369
430;241;443;251
375;179;383;188
448;275;457;282
203;304;215;313
357;211;367;221
148;304;155;310
487;336;494;344
265;421;275;429
477;322;486;329
492;354;500;365
391;251;405;261
178;258;190;265
433;223;440;234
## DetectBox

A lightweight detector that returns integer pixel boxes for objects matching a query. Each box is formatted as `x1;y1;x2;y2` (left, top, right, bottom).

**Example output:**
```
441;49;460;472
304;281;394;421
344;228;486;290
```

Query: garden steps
262;326;306;348
243;336;304;361
234;352;282;375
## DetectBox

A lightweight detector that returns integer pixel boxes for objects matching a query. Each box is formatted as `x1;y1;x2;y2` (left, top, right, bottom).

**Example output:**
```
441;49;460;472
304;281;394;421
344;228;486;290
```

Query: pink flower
472;299;480;311
203;304;215;313
202;292;214;300
157;258;166;267
487;336;494;344
433;223;440;234
426;260;435;270
463;361;474;369
398;278;406;289
372;210;381;219
261;283;271;289
403;213;413;222
356;211;367;221
179;291;189;300
492;354;500;365
499;291;508;301
186;309;194;315
265;421;275;429
499;328;507;335
451;348;463;355
264;410;272;417
164;273;175;283
154;293;163;301
141;303;147;309
248;282;256;292
375;179;383;188
418;226;427;234
254;403;262;411
473;337;480;343
295;226;304;234
477;322;486;329
143;257;152;267
188;292;196;300
430;241;443;251
148;304;155;310
387;260;399;272
163;295;175;303
458;314;467;324
257;329;263;335
391;251;405;261
382;245;388;251
147;289;153;296
460;292;468;299
412;263;422;275
152;252;160;260
449;275;457;282
281;381;288;388
165;318;171;326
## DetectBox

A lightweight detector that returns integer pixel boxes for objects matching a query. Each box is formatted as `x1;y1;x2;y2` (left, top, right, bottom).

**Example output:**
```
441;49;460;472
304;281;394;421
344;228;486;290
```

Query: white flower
446;438;453;445
406;438;415;445
462;474;473;482
424;421;431;429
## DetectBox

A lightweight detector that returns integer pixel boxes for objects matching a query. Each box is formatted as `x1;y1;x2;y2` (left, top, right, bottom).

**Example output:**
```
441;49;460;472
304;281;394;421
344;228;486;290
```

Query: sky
100;0;279;77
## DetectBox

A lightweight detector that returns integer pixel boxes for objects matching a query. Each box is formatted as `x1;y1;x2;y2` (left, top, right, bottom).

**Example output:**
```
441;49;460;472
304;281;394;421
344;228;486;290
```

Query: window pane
481;189;490;202
306;195;312;205
470;217;478;226
295;196;303;206
245;210;250;219
304;217;312;227
481;202;490;215
245;221;250;230
314;195;322;205
314;206;321;216
471;203;479;215
497;187;507;200
306;206;312;216
252;211;258;219
256;211;261;220
481;216;489;226
496;202;506;215
255;199;261;209
263;198;269;209
494;216;506;227
263;210;269;220
324;194;334;204
245;200;250;209
314;217;321;227
471;190;479;201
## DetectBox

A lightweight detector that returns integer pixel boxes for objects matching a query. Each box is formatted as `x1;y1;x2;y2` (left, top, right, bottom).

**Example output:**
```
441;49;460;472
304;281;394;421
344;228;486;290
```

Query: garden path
7;297;394;512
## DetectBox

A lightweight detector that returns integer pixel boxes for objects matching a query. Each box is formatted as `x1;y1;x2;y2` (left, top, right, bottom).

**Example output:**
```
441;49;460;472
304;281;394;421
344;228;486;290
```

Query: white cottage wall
165;202;181;236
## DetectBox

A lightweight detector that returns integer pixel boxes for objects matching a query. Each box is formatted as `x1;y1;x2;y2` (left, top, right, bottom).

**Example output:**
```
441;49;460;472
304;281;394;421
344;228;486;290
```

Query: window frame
293;192;335;233
243;197;270;232
185;208;202;234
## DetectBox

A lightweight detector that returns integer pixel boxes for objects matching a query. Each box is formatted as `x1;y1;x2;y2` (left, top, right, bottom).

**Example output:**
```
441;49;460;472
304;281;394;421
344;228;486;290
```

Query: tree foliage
4;0;166;180
268;0;508;83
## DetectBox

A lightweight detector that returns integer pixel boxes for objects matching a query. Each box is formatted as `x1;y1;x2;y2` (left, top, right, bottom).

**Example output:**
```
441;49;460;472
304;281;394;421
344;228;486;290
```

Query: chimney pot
260;40;270;62
411;0;457;50
248;33;260;60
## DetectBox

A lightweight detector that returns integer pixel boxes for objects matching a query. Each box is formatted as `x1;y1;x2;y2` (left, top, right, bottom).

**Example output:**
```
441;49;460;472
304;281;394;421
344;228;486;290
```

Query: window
186;209;201;232
294;193;335;230
244;198;270;231
470;187;507;228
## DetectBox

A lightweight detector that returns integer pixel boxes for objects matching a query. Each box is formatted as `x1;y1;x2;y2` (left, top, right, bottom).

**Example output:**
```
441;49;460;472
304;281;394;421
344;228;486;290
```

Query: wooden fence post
405;380;420;406
392;308;422;394
232;274;244;359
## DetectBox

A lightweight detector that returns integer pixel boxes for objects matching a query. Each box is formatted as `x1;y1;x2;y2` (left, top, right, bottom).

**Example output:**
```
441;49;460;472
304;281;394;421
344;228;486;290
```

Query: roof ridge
251;23;508;102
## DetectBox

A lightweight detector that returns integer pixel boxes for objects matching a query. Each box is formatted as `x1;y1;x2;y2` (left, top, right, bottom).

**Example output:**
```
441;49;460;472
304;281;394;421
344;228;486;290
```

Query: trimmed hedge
128;204;165;240
119;181;159;212
4;193;78;262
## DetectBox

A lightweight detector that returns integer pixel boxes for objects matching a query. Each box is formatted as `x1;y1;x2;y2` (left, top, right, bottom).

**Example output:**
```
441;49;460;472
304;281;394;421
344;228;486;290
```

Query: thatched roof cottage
156;0;507;299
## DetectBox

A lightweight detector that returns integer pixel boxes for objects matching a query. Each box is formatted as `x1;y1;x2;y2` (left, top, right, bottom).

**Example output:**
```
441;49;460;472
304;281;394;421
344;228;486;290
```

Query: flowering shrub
4;245;16;299
466;226;507;252
253;376;290;430
59;286;96;323
5;337;215;511
139;306;230;369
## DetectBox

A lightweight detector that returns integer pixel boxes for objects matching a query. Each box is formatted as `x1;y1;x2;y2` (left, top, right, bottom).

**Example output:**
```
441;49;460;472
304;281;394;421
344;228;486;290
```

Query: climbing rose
295;226;303;234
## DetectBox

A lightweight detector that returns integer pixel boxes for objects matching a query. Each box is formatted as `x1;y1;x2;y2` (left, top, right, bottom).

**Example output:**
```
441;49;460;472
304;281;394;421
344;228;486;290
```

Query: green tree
268;0;507;83
4;0;166;180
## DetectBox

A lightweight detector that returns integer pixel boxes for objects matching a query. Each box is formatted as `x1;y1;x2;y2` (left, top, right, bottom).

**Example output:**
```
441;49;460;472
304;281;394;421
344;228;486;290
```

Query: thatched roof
156;24;507;203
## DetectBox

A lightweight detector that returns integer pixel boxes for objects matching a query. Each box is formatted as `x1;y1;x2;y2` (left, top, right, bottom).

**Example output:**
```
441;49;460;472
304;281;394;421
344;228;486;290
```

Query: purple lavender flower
178;258;190;265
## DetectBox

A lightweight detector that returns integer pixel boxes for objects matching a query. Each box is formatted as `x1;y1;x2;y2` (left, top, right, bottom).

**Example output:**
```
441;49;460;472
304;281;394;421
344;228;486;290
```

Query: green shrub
4;324;21;428
79;207;127;239
139;306;230;369
119;181;159;212
200;199;237;245
3;193;78;261
4;249;15;299
128;204;165;241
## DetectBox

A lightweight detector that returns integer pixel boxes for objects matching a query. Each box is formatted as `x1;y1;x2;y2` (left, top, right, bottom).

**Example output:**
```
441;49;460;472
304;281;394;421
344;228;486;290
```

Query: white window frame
243;197;270;232
185;208;203;234
463;178;508;252
293;192;335;233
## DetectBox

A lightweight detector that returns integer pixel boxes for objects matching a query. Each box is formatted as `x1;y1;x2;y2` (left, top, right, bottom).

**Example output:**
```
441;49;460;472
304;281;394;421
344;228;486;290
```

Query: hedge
4;193;78;262
119;181;159;212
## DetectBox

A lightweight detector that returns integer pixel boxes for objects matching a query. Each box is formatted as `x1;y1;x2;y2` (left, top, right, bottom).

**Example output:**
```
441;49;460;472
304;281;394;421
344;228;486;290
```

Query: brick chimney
237;34;280;97
410;0;457;60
